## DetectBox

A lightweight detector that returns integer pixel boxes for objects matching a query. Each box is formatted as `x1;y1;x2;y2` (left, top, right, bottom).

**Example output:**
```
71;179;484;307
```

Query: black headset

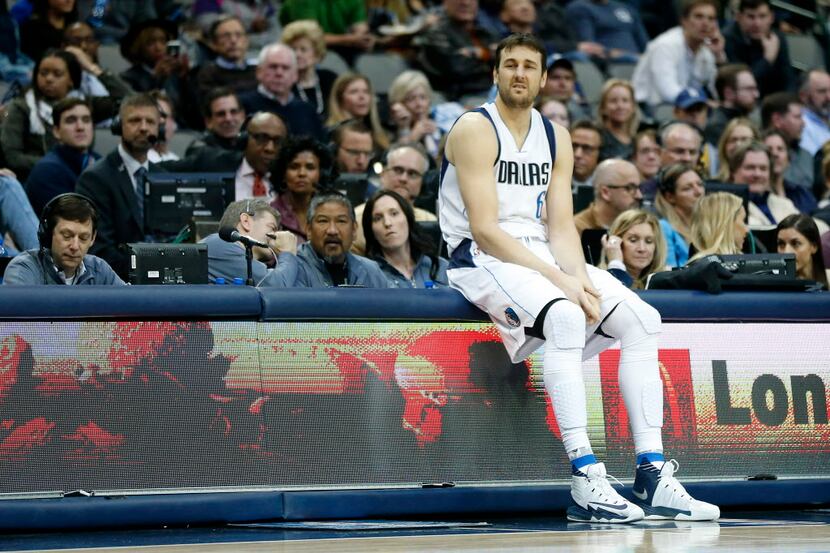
38;193;98;250
110;100;166;140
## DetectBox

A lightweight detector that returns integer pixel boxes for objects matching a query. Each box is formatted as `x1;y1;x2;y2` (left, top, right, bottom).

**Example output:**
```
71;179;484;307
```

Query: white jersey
439;102;556;253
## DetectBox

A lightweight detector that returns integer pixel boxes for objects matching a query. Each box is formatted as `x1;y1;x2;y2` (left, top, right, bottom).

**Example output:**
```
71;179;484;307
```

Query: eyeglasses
250;132;285;147
340;146;373;158
605;183;641;194
386;165;423;180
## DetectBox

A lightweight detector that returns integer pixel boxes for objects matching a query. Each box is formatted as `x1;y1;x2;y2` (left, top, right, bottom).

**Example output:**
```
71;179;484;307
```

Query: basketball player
439;33;719;523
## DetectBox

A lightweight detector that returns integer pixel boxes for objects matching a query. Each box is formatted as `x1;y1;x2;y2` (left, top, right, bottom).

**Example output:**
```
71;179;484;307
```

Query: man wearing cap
704;64;760;145
674;88;710;132
542;56;592;122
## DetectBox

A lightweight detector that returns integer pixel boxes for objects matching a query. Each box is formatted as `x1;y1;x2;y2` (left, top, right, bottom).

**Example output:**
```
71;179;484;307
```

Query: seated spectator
332;119;375;177
597;79;638;161
537;96;570;128
362;189;448;288
185;88;247;155
3;192;124;285
295;193;389;287
777;213;828;286
654;163;705;267
414;0;499;101
704;64;759;147
147;90;179;162
75;93;164;279
714;117;759;181
727;141;799;226
326;72;390;152
574;159;642;235
632;129;661;182
0;2;33;85
762;129;818;214
279;0;375;66
640;121;703;203
201;199;298;286
388;70;443;160
195;15;257;100
632;0;725;109
270;136;332;244
118;19;193;126
541;55;591;122
238;43;324;141
565;0;649;63
352;143;436;255
499;0;582;61
601;209;667;288
25;97;98;216
673;87;710;133
1;49;122;179
0;171;39;253
723;0;795;97
19;0;77;62
570;119;603;189
62;21;132;110
689;191;748;261
281;19;338;120
762;92;813;189
799;69;830;156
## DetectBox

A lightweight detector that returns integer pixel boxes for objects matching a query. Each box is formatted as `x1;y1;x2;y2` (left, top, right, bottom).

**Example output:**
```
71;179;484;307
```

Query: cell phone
166;40;181;57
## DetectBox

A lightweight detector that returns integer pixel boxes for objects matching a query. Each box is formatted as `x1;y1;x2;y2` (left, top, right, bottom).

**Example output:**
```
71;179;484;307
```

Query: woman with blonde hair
689;192;748;261
281;20;338;118
654;163;705;266
714;117;758;180
326;72;389;150
597;79;638;161
387;69;443;160
600;209;667;289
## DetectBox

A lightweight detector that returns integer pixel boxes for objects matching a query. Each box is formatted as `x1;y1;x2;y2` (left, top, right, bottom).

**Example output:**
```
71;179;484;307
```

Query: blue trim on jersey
541;115;557;165
448;238;474;269
439;156;449;186
472;107;500;166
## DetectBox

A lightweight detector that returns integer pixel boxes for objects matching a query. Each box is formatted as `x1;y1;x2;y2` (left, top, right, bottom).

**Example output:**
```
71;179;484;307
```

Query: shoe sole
638;504;720;521
566;505;644;523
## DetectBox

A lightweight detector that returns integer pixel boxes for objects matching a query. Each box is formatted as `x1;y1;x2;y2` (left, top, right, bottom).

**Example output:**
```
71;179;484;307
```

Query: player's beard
498;79;536;109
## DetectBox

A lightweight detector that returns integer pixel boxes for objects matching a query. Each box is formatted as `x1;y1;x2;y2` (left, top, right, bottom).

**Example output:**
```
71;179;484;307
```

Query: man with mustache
294;193;389;287
799;69;830;156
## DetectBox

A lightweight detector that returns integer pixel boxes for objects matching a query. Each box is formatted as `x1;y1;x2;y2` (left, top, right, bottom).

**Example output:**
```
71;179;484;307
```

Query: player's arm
448;113;573;288
546;124;601;323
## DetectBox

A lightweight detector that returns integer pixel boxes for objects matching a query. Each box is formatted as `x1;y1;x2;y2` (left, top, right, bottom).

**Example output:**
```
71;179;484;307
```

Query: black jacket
723;22;796;96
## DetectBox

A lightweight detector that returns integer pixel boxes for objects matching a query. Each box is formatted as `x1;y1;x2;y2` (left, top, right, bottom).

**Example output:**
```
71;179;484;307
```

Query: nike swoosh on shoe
632;488;648;500
588;501;629;511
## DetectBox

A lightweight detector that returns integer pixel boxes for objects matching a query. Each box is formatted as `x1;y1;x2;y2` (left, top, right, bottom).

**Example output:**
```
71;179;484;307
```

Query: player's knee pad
542;300;586;350
640;377;664;427
549;378;588;430
606;298;662;337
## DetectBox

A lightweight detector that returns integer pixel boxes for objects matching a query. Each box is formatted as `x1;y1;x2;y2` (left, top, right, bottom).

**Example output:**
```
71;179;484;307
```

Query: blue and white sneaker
632;459;720;521
567;462;645;523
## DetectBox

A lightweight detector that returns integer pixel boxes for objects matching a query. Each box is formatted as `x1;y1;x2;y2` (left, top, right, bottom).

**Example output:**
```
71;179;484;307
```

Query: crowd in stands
0;0;829;290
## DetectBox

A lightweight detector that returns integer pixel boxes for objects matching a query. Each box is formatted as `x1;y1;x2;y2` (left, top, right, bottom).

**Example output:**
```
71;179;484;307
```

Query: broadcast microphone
147;134;159;145
219;226;268;248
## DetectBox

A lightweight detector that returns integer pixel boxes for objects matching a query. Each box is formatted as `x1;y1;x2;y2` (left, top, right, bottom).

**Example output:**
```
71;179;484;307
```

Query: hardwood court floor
4;511;830;552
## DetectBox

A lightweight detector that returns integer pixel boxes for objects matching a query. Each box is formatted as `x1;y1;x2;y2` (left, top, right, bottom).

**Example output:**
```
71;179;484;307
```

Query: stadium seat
98;43;131;75
167;130;200;158
785;33;826;72
607;62;636;81
354;52;409;94
92;127;121;157
319;50;350;75
573;61;605;104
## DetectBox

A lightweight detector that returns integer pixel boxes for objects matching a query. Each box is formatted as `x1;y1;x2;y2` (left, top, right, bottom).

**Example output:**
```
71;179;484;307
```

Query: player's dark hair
494;33;547;70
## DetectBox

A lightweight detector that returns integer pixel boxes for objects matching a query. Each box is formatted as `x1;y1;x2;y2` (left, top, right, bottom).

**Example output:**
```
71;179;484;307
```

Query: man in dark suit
76;93;164;279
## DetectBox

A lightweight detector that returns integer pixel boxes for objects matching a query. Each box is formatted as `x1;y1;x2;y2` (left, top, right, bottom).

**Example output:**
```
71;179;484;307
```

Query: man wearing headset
3;193;124;285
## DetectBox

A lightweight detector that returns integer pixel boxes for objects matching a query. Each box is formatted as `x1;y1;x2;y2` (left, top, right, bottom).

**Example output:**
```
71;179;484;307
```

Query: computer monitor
127;243;208;284
144;173;235;237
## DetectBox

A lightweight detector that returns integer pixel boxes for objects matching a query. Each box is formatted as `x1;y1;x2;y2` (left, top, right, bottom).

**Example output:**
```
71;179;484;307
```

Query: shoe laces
658;459;690;499
587;466;626;503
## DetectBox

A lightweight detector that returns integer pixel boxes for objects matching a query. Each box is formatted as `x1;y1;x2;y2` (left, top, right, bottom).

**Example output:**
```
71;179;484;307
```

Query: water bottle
232;277;244;286
214;277;226;285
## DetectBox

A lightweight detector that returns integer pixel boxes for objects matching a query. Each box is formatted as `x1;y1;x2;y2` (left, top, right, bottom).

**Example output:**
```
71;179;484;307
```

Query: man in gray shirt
3;193;124;285
201;199;298;286
296;194;389;288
